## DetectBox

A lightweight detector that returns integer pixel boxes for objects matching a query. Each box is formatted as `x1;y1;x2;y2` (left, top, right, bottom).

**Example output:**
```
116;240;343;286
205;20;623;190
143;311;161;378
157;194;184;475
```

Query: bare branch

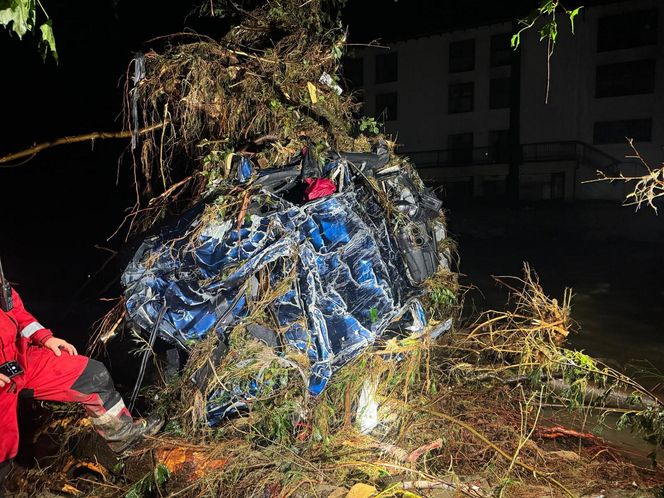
0;123;166;167
586;139;664;213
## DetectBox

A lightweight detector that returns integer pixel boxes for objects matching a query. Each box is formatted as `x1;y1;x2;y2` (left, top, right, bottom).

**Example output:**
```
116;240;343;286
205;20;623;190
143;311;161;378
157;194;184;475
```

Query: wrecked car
121;144;453;425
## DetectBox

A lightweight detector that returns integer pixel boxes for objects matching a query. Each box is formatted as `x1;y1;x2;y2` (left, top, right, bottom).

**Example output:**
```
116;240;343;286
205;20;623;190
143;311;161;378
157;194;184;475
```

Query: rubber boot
92;412;164;453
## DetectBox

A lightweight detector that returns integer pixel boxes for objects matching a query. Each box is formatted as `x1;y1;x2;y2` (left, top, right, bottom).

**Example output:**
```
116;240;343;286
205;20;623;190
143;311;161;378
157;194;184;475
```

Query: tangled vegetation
6;2;664;497
592;139;664;213
10;264;664;498
119;0;361;236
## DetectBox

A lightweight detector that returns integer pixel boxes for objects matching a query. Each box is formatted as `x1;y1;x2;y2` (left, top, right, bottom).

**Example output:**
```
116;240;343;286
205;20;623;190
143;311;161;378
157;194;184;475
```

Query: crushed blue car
121;145;452;425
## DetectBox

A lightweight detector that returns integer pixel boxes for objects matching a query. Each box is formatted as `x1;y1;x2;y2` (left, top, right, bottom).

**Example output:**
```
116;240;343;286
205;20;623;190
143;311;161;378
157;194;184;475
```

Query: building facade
347;0;663;202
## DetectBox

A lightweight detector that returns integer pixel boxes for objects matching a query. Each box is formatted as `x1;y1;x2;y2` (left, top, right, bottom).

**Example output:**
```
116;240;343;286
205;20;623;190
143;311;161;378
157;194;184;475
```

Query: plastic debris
304;177;336;201
320;71;343;95
356;378;379;434
130;52;145;150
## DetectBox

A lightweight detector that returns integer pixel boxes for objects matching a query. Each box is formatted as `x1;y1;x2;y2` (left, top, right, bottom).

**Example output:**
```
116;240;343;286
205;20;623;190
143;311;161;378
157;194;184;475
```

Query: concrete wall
355;0;664;201
362;22;513;151
519;0;664;167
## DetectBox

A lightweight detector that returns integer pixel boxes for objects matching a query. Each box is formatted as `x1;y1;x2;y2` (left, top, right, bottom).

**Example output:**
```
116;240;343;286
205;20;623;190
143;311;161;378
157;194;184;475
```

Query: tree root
417;406;578;498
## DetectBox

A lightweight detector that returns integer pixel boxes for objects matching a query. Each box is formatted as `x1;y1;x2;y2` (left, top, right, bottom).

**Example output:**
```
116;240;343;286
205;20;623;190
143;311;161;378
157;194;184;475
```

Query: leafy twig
511;1;583;103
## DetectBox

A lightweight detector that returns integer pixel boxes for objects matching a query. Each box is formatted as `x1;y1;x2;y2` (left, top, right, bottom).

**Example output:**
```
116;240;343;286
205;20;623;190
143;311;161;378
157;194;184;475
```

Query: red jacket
0;289;53;367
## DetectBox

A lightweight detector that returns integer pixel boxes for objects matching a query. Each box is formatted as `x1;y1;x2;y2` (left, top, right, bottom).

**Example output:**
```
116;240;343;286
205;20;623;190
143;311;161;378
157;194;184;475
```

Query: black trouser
0;459;11;498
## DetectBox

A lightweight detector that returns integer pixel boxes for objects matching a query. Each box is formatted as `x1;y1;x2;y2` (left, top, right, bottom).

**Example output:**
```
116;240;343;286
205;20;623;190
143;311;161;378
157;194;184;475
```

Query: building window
375;52;398;83
593;119;652;144
375;92;398;121
490;33;512;67
595;59;656;98
343;56;364;87
489;77;511;109
598;9;658;52
449;39;475;73
488;130;510;162
448;132;474;163
448;82;474;113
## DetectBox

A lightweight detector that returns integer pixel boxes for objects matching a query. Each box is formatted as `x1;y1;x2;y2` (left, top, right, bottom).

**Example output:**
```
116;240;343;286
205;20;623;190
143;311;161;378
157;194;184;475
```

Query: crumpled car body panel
122;156;452;425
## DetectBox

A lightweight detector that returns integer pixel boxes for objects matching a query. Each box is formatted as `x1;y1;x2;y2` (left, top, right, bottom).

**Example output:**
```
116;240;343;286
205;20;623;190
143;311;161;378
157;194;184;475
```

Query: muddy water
459;236;664;376
458;233;664;464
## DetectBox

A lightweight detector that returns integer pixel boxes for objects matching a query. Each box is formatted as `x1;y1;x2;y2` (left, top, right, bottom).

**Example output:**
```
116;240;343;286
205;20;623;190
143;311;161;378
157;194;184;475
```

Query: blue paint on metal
122;156;452;426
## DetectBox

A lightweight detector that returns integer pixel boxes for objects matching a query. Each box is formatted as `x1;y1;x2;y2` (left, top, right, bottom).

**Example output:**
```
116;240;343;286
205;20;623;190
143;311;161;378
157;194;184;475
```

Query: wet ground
451;203;664;467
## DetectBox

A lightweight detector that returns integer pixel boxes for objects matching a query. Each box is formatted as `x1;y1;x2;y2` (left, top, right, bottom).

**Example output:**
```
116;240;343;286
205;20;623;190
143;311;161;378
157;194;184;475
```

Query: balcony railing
521;141;577;162
405;146;509;168
405;141;619;171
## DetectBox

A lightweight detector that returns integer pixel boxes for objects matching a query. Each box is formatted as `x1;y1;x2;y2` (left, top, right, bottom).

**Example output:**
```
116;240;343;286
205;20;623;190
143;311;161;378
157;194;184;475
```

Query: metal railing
405;146;510;168
521;141;577;162
577;142;621;171
404;141;620;171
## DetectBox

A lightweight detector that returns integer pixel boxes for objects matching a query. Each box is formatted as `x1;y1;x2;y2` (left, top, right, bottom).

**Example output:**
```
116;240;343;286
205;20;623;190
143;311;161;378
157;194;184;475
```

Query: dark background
0;0;657;354
0;0;535;337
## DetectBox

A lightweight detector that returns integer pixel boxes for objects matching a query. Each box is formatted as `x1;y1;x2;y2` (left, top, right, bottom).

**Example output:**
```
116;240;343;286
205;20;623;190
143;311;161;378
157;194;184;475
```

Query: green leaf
38;19;57;62
358;116;379;134
124;487;143;498
0;0;36;38
369;307;378;323
377;468;392;478
539;0;557;15
510;33;520;49
568;6;582;34
153;463;170;486
269;98;282;110
538;21;558;43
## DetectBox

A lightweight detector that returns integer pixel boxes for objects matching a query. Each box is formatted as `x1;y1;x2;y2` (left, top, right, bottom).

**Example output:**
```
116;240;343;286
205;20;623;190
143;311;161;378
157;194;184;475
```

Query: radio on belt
0;360;24;379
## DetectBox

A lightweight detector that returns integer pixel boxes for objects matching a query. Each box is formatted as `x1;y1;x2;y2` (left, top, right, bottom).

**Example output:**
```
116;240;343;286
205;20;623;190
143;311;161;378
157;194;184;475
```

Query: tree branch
0;122;165;167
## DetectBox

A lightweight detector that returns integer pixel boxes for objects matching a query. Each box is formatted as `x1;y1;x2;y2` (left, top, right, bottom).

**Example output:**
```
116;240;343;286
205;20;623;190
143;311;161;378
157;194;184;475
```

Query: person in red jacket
0;286;162;488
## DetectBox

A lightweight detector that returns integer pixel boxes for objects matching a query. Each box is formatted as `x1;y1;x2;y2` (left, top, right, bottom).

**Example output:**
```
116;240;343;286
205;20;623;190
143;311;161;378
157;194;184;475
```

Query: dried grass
23;264;664;497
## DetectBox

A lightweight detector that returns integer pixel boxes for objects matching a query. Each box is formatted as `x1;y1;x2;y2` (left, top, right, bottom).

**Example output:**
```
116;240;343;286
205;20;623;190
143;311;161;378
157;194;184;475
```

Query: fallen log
547;378;658;410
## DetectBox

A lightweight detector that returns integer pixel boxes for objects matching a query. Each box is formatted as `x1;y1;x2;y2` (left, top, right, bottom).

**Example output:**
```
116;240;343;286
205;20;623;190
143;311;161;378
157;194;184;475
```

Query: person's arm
9;288;77;356
10;288;53;345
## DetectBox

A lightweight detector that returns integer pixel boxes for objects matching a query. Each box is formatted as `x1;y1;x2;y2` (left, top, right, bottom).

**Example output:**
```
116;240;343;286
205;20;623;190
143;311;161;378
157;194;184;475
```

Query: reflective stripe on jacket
0;288;53;366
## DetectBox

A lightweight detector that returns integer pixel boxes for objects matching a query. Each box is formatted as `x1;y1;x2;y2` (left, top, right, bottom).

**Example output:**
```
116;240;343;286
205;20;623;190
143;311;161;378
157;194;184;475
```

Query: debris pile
114;0;456;428
8;1;664;497
122;142;453;426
